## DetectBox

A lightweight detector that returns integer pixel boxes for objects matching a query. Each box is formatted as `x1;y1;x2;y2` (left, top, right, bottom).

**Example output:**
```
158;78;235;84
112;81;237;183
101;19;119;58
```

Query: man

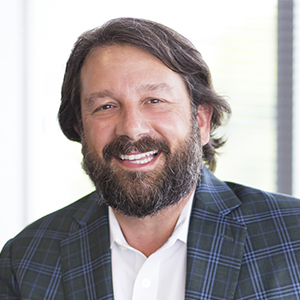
1;17;300;300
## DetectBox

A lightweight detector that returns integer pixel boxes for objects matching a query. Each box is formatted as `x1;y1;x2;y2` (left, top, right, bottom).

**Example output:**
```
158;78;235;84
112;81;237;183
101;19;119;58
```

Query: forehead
80;44;190;99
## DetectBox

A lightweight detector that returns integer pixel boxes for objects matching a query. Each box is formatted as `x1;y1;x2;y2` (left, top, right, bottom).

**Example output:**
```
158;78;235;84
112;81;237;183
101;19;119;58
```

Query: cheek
82;120;116;154
153;115;191;148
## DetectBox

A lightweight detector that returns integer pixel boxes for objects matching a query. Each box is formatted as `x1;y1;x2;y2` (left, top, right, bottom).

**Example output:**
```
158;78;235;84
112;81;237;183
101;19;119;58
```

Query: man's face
79;44;212;217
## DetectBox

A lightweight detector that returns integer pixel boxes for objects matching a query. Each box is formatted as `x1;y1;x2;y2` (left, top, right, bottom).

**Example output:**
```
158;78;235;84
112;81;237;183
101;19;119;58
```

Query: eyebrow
136;82;174;93
83;90;114;108
83;83;174;107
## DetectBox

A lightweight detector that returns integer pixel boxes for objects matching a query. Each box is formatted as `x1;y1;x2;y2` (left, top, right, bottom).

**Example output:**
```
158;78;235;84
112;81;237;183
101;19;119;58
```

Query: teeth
119;150;158;163
128;156;154;164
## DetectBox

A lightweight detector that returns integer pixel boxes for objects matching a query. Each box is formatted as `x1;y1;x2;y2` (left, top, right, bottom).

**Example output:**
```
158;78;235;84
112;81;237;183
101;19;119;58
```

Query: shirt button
141;278;151;288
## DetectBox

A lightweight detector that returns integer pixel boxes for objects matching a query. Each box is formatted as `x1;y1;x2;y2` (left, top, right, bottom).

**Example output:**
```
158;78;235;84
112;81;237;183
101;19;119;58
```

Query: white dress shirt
109;191;194;300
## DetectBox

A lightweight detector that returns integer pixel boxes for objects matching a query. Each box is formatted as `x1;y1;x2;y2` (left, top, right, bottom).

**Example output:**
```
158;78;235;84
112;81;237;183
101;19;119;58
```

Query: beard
81;117;203;218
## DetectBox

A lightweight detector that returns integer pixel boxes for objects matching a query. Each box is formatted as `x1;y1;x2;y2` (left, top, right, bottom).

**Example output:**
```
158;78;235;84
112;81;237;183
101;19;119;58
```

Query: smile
119;150;158;164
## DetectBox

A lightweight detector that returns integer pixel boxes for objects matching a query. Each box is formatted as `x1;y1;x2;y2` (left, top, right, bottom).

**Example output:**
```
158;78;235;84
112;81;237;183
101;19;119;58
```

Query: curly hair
58;17;231;171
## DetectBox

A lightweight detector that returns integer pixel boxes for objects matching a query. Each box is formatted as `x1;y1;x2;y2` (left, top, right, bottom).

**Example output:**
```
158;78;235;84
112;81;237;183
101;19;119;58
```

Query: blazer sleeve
0;240;21;299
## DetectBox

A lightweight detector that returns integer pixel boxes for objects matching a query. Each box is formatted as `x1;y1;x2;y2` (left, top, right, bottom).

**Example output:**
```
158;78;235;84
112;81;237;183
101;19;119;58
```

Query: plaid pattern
1;166;300;299
186;167;300;299
0;193;113;300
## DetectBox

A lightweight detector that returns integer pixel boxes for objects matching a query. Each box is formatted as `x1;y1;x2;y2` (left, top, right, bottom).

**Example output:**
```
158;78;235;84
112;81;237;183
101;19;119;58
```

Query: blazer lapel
185;167;247;300
60;193;114;300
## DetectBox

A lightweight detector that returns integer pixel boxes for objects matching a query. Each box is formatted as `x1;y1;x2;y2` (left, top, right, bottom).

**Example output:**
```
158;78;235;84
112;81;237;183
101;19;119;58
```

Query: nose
115;105;151;141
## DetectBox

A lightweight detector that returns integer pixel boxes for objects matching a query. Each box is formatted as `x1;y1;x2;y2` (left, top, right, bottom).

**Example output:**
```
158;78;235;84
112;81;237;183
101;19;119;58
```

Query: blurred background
1;0;299;247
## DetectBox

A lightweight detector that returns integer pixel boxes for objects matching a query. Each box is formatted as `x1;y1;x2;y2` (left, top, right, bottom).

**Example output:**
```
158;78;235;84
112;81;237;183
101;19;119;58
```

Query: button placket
132;255;159;300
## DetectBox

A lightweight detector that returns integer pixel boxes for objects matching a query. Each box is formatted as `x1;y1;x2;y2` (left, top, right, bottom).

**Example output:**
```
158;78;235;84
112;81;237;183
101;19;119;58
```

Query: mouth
118;150;159;165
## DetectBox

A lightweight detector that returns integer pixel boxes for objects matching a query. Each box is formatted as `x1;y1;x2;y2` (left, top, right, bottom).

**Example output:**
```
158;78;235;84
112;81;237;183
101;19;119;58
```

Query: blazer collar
195;166;242;215
185;166;247;299
60;192;114;300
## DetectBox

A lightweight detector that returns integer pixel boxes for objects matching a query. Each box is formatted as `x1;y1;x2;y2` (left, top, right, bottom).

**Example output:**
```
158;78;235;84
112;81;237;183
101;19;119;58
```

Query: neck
112;187;195;257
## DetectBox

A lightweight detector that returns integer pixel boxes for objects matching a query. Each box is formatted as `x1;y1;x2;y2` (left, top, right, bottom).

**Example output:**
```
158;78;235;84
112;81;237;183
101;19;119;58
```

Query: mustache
102;136;170;161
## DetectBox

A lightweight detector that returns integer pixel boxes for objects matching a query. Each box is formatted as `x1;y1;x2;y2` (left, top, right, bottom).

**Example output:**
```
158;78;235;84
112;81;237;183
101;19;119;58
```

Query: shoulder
226;181;300;209
1;191;104;253
195;167;300;217
225;181;300;223
0;192;109;297
21;191;99;232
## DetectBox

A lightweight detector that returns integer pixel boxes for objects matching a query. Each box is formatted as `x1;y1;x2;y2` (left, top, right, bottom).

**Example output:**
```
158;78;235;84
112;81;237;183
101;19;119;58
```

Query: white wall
0;0;26;247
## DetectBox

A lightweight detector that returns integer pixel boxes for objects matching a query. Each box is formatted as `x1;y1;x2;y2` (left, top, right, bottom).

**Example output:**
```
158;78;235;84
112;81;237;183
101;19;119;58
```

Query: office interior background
1;0;299;247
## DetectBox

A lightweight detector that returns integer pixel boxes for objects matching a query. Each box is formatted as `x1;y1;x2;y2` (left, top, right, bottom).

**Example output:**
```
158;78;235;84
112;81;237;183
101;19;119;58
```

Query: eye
148;99;161;104
101;104;114;110
92;103;116;114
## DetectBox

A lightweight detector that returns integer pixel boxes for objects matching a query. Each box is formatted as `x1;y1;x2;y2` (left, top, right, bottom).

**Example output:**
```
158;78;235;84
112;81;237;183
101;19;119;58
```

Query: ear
74;123;81;137
196;104;213;146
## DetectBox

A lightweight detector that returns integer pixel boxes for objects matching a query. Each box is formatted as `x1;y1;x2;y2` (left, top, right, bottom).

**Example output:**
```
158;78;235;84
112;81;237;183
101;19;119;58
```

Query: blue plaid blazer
1;166;300;299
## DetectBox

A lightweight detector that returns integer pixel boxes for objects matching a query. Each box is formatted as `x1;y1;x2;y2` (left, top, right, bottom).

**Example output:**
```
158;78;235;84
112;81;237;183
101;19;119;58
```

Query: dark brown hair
58;17;231;171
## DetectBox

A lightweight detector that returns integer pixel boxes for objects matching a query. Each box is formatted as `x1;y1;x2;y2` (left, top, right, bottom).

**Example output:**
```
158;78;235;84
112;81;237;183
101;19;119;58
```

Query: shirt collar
109;189;195;249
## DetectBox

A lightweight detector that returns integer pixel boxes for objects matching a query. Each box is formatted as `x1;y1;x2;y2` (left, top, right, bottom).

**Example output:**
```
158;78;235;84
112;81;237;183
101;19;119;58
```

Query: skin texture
79;44;212;256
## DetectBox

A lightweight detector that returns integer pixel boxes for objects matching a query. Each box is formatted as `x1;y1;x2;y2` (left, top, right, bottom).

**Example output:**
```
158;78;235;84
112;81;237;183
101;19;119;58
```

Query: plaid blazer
1;166;300;299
